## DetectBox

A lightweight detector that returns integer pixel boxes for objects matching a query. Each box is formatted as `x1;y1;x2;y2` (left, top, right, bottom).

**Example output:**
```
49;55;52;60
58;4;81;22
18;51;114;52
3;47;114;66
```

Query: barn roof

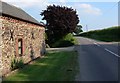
0;1;43;26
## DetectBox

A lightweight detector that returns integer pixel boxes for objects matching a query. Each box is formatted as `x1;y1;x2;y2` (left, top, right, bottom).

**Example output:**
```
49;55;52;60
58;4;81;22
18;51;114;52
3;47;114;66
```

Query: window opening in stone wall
18;38;23;56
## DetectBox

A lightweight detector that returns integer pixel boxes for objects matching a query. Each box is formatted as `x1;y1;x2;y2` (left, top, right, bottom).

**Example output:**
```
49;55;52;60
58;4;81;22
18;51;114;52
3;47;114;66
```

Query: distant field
78;26;120;42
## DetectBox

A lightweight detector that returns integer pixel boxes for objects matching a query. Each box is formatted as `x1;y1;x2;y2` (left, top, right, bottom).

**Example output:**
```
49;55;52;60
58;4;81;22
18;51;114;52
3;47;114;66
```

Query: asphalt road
75;37;119;81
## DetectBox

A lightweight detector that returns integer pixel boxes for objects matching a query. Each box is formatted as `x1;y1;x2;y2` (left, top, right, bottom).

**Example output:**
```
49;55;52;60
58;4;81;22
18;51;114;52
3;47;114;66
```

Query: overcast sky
2;0;119;31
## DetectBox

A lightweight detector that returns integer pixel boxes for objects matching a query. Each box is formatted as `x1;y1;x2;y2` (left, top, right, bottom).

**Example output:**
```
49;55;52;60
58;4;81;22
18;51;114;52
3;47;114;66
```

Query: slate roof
0;1;43;26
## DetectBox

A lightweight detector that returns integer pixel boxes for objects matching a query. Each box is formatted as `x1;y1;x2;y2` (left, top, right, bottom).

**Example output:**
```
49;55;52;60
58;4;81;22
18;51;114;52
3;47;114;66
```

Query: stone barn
0;1;45;76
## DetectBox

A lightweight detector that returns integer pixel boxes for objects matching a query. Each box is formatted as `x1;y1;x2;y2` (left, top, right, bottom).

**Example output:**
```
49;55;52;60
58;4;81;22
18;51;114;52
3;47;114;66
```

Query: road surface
75;37;119;81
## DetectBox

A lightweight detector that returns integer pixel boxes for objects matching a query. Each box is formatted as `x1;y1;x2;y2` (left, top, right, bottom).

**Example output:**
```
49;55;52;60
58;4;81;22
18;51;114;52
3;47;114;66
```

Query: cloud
2;0;102;21
59;0;66;3
2;0;102;16
2;0;49;9
73;3;102;16
54;0;119;2
79;4;91;9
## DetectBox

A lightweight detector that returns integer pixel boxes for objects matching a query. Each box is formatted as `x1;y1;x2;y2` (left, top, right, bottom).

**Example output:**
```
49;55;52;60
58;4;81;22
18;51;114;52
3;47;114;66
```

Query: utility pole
86;25;88;32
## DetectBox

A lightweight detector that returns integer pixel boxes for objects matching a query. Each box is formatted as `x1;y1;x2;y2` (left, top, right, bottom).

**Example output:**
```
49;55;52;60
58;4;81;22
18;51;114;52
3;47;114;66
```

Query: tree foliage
41;5;79;45
74;25;83;35
41;5;79;35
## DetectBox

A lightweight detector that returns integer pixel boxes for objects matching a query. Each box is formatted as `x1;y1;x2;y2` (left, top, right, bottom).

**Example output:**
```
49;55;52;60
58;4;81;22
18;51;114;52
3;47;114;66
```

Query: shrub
11;58;24;70
51;33;76;47
53;40;74;47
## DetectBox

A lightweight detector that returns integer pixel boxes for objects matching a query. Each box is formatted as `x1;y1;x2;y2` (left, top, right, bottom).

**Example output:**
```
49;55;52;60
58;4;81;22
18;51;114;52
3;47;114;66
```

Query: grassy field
78;26;120;42
3;51;79;81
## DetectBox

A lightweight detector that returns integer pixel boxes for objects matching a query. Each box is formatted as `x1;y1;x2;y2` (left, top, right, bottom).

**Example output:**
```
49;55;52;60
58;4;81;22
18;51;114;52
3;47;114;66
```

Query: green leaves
11;58;24;70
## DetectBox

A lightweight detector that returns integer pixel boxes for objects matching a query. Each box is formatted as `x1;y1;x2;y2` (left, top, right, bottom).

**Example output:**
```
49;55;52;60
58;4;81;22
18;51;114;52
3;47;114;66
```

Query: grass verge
3;51;79;81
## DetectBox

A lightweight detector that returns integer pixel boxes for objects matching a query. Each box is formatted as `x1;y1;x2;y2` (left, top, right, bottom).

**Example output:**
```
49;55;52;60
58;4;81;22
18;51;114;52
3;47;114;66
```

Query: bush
11;58;24;70
51;33;77;47
53;40;74;47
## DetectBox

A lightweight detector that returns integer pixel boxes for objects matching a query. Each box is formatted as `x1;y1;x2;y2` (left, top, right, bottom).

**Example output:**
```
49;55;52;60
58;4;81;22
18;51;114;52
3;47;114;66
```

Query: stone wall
0;16;45;76
0;17;2;77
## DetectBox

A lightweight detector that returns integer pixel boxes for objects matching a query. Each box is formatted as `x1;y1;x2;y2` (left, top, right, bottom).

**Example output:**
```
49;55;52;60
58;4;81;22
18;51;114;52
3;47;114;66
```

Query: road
75;37;119;81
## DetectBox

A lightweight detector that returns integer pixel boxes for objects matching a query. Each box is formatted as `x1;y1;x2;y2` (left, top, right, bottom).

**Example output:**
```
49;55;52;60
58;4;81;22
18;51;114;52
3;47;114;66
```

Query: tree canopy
41;5;79;35
74;25;83;35
41;5;79;45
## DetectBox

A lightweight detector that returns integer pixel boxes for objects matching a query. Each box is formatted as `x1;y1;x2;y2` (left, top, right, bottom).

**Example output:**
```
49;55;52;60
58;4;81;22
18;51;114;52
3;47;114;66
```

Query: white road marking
93;41;120;57
86;38;120;57
94;42;101;47
104;48;120;57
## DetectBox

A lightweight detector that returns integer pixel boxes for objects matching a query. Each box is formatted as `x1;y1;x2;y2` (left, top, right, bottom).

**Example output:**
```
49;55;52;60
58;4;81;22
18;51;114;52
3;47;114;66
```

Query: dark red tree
41;5;79;43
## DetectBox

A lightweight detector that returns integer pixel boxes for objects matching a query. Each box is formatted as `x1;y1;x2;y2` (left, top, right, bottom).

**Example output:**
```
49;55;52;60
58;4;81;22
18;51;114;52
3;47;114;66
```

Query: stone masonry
0;16;45;76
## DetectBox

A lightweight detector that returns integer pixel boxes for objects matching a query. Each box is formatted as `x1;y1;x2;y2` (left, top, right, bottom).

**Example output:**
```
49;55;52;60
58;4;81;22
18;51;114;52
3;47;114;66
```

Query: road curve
75;37;119;81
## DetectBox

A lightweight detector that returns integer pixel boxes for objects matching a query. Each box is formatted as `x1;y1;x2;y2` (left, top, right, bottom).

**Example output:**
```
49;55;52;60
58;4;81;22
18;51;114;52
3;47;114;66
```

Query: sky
2;0;119;31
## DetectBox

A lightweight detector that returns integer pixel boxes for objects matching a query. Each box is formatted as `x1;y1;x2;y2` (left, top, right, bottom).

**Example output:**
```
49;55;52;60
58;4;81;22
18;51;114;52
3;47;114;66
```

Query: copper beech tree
41;5;79;44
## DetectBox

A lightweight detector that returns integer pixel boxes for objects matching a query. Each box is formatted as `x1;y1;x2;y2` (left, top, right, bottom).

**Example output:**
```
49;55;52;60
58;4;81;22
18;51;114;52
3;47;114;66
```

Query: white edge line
92;40;119;58
105;48;120;57
94;42;101;47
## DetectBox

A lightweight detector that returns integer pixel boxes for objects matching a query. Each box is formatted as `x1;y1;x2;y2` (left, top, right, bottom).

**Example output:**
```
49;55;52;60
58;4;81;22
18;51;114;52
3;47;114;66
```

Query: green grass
3;51;79;81
79;26;120;42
